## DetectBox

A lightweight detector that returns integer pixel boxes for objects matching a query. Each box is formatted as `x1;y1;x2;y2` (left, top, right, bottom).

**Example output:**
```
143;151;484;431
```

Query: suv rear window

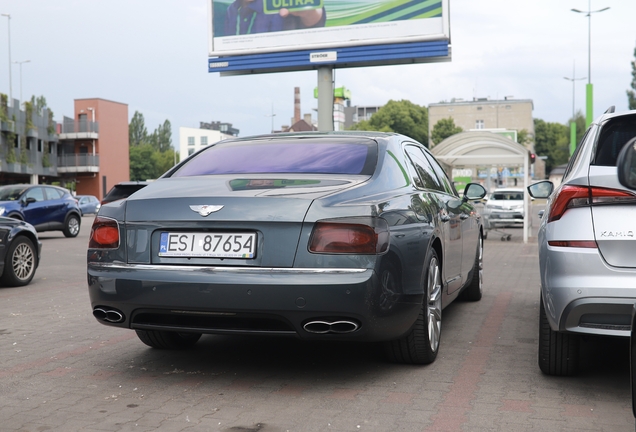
172;140;378;177
593;114;636;166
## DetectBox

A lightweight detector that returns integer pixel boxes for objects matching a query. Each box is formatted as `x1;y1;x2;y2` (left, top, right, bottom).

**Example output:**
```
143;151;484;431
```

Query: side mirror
463;183;487;201
527;181;554;199
22;197;36;206
617;137;636;190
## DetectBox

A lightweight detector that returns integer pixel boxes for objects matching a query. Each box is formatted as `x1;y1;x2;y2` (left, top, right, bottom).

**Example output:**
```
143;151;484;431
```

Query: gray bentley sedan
87;132;487;364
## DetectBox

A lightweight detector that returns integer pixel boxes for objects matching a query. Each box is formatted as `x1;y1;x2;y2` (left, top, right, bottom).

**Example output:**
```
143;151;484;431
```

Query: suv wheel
538;295;579;376
63;214;81;238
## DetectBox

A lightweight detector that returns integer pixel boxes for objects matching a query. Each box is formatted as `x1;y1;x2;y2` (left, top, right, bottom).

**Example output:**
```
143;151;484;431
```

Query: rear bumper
541;245;636;337
87;263;423;342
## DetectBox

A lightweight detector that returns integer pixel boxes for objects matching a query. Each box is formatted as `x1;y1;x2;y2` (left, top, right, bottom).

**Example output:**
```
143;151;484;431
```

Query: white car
482;188;524;229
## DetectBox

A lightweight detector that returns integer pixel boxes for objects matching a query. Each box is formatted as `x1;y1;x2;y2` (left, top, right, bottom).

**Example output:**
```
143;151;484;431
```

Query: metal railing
57;153;100;168
60;118;99;134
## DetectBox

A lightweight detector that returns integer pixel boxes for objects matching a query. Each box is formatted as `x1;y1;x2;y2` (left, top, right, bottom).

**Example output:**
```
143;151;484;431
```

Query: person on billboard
224;0;325;36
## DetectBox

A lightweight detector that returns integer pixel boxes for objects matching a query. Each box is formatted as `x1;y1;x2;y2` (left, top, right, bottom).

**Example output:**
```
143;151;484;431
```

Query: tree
30;95;47;115
534;119;570;174
148;119;172;152
129;144;157;181
628;45;636;110
349;100;429;146
516;129;532;147
129;111;148;147
153;148;178;177
431;118;462;145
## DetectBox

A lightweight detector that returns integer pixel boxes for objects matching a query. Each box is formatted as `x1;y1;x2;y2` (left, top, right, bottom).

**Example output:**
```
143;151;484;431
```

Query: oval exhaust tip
93;308;107;321
105;310;124;323
303;320;360;334
330;321;359;333
303;321;331;334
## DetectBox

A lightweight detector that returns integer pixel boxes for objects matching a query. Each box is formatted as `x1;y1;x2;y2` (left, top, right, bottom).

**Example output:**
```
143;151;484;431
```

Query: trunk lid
123;175;367;267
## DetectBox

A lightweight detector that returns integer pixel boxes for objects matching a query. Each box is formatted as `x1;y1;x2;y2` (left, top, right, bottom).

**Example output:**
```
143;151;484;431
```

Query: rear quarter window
593;114;636;166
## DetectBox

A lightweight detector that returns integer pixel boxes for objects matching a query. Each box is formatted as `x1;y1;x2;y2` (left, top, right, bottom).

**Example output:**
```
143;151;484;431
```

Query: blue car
76;195;101;215
0;184;82;237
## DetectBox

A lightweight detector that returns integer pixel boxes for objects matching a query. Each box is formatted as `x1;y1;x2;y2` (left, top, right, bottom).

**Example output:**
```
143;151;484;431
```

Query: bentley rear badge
190;205;224;217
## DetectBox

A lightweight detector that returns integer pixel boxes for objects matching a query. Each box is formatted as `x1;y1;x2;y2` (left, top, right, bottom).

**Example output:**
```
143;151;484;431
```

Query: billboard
209;0;450;57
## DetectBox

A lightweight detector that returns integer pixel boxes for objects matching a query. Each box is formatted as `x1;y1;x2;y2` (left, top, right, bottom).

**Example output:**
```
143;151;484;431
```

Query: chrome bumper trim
88;262;368;274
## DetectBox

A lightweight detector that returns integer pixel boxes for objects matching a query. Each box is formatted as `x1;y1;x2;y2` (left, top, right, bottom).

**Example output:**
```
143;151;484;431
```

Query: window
188;148;195;156
475;120;485;129
404;145;444;191
187;137;195;146
201;136;208;146
24;187;45;202
593;114;636;166
423;151;458;196
173;140;377;177
477;106;483;111
44;187;64;200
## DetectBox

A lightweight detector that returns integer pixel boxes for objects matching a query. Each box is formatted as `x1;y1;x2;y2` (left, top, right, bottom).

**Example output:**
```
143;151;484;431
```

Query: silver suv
528;108;636;376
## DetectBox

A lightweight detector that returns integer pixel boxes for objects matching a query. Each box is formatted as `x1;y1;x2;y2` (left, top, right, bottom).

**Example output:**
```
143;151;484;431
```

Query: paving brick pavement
0;221;634;431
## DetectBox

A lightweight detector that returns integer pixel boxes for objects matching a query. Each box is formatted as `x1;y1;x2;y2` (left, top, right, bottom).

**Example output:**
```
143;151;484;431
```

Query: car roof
593;107;636;124
222;131;397;141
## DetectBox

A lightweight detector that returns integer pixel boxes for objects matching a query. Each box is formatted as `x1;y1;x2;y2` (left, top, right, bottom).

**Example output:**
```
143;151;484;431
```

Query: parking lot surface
0;215;633;431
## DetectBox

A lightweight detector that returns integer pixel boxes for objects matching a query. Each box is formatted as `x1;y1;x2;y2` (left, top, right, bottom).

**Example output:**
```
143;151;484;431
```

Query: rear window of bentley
172;140;378;176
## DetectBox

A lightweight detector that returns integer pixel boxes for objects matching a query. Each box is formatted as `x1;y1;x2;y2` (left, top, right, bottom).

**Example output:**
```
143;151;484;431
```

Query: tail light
548;185;636;222
89;216;120;249
309;217;389;254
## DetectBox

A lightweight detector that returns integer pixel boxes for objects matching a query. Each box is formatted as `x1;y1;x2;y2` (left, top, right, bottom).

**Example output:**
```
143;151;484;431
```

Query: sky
0;0;634;146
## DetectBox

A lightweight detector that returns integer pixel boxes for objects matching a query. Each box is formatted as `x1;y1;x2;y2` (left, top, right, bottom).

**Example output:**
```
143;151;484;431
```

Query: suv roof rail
604;106;615;114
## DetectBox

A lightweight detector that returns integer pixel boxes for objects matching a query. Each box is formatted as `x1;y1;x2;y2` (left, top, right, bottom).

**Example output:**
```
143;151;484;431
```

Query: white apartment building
179;127;233;161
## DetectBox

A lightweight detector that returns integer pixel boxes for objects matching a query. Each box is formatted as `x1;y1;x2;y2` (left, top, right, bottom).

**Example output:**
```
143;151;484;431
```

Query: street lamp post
564;62;586;155
1;13;11;107
572;1;610;128
13;59;29;104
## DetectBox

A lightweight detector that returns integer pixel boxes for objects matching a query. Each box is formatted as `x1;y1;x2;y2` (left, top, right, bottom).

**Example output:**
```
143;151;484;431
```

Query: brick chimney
294;87;301;124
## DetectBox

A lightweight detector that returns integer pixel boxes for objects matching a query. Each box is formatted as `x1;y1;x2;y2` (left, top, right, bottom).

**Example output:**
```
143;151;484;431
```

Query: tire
63;214;81;238
538;295;579;376
385;249;442;365
460;234;483;301
135;330;202;349
1;236;37;287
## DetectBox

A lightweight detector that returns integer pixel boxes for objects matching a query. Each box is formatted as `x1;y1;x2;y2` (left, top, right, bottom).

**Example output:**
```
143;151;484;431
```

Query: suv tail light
548;185;636;222
308;217;389;254
89;217;120;249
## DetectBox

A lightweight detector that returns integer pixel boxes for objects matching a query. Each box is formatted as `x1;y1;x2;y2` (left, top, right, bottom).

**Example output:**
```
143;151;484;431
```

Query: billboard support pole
317;66;334;132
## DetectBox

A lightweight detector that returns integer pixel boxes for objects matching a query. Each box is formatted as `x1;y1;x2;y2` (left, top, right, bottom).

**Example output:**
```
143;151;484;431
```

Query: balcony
58;118;99;140
57;153;100;173
1;120;15;132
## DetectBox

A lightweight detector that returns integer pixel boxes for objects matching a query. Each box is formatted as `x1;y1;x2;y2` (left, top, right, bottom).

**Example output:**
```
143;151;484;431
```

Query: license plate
159;232;256;258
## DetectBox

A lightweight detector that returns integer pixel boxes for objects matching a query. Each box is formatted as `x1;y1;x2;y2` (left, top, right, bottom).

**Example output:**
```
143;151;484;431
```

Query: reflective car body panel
88;133;484;344
532;110;636;337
